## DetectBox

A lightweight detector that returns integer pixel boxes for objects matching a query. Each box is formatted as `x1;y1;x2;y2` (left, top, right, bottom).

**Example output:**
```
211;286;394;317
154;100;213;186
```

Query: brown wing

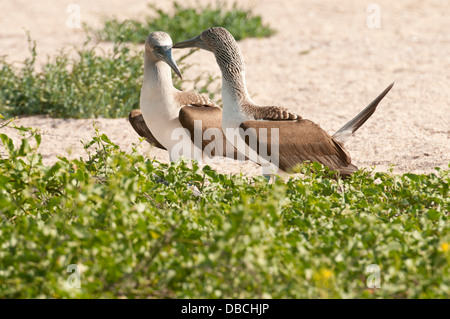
239;119;357;177
178;105;244;160
128;109;166;150
175;90;244;160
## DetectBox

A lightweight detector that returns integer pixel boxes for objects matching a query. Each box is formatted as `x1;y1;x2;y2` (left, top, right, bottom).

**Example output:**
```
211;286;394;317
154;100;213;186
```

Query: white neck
142;55;174;99
221;71;255;129
140;54;184;154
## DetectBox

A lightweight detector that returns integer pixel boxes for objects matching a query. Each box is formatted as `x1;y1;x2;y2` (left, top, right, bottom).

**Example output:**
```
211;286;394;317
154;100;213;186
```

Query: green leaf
426;209;441;221
0;133;15;155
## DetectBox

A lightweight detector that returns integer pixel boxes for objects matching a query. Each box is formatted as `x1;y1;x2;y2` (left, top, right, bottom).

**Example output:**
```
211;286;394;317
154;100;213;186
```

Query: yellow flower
150;231;160;239
441;242;449;252
320;269;333;280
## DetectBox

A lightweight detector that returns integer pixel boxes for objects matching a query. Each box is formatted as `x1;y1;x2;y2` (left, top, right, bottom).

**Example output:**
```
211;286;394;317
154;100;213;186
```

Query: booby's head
173;27;245;80
173;27;238;53
145;32;182;79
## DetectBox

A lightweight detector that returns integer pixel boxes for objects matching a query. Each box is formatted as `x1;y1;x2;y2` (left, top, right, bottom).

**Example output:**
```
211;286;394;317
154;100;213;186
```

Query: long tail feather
332;82;394;144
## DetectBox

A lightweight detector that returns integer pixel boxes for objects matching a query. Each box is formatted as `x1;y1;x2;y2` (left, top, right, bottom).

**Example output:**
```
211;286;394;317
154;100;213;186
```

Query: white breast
221;80;250;130
221;81;277;175
140;84;201;162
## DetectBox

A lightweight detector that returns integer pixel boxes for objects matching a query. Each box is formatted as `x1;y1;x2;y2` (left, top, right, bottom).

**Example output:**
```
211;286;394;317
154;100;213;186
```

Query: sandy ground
1;0;449;175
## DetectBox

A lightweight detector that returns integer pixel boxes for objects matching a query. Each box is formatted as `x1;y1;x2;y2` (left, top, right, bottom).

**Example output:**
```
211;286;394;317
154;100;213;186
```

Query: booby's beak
162;47;183;79
173;34;211;52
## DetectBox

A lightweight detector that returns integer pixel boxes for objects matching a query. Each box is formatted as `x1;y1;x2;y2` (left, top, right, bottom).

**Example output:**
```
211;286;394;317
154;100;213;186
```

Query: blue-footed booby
129;31;241;162
173;27;394;177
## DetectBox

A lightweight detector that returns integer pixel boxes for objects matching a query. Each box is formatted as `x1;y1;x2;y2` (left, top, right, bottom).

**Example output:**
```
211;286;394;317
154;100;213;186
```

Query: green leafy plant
95;2;276;44
0;1;273;119
0;123;448;298
0;36;219;119
0;37;142;118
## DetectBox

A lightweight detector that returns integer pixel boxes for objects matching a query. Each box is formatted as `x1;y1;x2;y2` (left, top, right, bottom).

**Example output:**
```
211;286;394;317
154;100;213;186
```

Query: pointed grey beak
162;47;182;79
173;34;211;52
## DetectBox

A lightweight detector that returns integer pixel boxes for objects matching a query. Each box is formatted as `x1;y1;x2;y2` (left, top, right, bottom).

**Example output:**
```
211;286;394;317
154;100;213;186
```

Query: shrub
96;2;276;44
0;37;219;119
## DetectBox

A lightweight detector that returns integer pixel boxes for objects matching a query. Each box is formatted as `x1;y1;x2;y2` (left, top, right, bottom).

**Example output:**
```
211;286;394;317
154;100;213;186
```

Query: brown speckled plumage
174;91;217;108
197;27;301;120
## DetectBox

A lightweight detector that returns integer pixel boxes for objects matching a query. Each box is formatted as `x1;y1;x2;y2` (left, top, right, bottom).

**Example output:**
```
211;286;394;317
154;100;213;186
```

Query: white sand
1;0;449;175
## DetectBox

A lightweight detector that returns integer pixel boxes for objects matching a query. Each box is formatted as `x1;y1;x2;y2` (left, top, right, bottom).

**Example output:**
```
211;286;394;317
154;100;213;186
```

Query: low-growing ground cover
0;124;448;298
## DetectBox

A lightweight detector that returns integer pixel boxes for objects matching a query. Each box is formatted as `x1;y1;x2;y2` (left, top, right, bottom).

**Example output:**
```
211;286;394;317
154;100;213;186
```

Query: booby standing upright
132;31;241;162
173;27;394;177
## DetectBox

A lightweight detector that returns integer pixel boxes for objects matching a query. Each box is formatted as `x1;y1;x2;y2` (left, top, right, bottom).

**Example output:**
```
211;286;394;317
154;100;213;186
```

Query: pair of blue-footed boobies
129;28;393;178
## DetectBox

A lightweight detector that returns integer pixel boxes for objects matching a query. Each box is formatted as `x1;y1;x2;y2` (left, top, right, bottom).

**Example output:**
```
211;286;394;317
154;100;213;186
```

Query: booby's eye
154;47;164;55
